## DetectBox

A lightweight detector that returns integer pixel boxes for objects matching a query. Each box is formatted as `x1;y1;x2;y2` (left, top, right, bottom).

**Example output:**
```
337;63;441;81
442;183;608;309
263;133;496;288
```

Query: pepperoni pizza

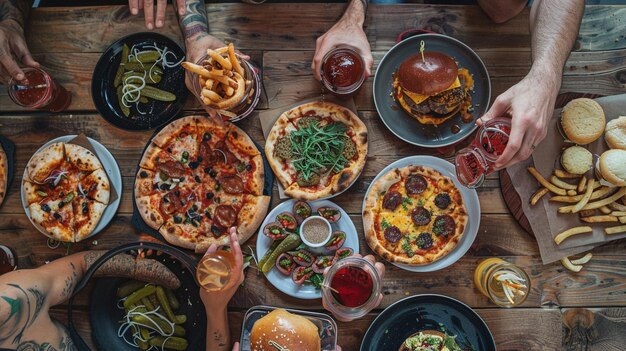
363;165;468;265
265;101;368;200
135;115;270;252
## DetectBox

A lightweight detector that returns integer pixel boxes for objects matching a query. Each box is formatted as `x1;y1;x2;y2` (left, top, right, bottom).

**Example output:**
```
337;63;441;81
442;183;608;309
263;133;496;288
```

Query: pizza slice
151;116;201;163
79;168;110;204
72;195;106;242
64;143;102;172
28;198;74;242
26;142;65;183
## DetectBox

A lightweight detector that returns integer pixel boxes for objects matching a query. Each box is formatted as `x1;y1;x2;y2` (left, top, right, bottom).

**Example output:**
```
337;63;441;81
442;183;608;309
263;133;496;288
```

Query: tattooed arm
311;0;372;81
0;251;179;349
0;0;39;84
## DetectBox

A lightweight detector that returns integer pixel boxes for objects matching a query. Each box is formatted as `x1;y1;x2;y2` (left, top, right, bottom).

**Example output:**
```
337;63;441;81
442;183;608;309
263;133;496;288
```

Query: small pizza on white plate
265;101;368;200
23;142;110;242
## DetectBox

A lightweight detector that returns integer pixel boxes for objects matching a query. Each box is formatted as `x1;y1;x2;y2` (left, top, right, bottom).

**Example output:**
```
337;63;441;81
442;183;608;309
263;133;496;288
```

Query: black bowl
92;32;188;131
373;34;491;148
89;252;205;351
361;294;496;351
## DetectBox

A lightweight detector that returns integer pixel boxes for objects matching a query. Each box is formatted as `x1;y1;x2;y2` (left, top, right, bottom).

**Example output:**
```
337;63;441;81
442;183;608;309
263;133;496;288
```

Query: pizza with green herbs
363;165;468;265
265;102;368;200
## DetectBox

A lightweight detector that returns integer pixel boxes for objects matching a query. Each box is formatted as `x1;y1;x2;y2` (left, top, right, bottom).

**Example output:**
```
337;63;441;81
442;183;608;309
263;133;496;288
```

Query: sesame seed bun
250;309;321;351
560;98;605;145
599;149;626;186
561;145;593;175
605;116;626;150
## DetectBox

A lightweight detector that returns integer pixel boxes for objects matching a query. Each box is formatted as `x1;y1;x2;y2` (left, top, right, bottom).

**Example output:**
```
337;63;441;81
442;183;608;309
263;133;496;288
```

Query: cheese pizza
363;165;468;265
265;101;368;200
135;115;270;252
23;142;110;242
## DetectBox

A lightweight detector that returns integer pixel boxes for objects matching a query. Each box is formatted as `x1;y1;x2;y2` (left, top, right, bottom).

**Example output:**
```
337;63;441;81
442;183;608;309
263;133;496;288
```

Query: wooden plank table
1;4;626;350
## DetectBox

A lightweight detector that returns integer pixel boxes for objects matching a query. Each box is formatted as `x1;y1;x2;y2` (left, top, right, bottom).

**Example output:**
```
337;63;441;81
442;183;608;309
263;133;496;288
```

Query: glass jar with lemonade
474;258;530;307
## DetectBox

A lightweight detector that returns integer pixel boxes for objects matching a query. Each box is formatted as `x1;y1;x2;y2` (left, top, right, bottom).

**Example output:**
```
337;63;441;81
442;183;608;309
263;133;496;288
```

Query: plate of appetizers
373;34;490;148
256;199;359;299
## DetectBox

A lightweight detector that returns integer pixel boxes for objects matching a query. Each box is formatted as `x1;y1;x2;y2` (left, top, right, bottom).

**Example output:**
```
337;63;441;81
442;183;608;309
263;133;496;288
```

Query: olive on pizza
363;165;468;265
134;115;270;252
265;101;368;200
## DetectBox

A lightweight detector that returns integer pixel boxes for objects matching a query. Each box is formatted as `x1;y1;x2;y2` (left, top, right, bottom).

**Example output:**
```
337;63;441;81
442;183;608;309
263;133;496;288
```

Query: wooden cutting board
499;92;605;237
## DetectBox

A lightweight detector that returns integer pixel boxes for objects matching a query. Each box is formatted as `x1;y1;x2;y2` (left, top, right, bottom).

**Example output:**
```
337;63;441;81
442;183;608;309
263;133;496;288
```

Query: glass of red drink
7;67;71;112
455;117;511;188
322;256;381;320
320;46;366;98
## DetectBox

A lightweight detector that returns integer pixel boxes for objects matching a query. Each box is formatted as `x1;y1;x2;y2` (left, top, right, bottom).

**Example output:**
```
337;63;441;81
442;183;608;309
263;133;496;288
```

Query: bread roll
561;146;592;175
250;309;321;351
599;149;626;186
605;116;626;150
560;98;605;145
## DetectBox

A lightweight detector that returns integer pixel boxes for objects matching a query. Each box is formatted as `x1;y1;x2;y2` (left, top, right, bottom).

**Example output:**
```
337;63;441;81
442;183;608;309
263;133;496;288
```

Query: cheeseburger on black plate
393;51;473;125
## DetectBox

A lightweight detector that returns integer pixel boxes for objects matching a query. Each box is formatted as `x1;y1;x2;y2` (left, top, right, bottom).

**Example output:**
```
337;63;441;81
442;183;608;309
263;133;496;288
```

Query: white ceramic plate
21;135;122;241
362;156;480;272
256;199;360;299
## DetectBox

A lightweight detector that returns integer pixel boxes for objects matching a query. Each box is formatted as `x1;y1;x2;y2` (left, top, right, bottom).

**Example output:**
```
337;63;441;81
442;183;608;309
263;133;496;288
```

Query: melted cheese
402;77;461;105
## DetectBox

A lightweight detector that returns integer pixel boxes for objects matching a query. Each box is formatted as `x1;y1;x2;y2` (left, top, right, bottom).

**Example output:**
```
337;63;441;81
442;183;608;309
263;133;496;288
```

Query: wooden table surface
1;4;626;351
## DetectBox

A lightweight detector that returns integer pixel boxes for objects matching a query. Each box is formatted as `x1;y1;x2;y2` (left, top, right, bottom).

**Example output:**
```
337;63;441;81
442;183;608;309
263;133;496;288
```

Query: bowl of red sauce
322;256;381;320
321;46;366;98
455;117;511;188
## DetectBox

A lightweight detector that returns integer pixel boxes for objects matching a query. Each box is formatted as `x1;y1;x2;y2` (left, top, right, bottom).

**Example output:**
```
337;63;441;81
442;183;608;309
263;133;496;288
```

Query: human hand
128;0;186;30
322;254;385;322
311;18;373;81
478;71;559;169
199;227;245;309
0;19;39;84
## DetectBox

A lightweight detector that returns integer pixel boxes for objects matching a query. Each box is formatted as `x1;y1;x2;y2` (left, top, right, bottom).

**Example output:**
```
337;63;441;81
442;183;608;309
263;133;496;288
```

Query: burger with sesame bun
250;309;321;351
392;51;474;125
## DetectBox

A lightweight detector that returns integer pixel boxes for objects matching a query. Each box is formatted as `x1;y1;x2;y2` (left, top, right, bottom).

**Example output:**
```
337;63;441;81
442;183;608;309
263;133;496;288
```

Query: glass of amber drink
474;258;530;307
196;250;236;291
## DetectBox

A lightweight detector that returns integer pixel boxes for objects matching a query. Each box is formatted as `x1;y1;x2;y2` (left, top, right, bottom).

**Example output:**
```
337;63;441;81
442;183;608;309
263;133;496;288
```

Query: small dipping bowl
300;216;332;254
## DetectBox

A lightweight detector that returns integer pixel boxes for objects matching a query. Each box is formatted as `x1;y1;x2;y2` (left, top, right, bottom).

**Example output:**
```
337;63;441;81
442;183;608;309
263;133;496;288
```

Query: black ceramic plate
90;253;205;351
92;32;188;130
361;294;496;351
373;34;491;148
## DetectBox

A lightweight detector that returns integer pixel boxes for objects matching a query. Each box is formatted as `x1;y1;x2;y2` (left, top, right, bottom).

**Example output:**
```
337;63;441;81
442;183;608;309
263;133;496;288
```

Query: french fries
560;257;583;272
610;201;626;212
549;186;611;203
528;167;566;195
530;187;549;206
550;176;577;190
577;176;586;193
580;215;618;223
559;187;626;213
554;169;580;179
572;179;595;213
182;44;253;119
570;253;593;265
611;211;626;217
620;217;626;224
605;225;626;235
579;209;596;218
554;226;593;245
599;206;612;214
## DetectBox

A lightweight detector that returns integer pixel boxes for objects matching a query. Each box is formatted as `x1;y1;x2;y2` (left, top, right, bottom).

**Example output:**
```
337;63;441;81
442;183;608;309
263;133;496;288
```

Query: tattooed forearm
60;262;78;300
26;288;44;326
212;329;226;347
0;0;31;27
175;0;209;42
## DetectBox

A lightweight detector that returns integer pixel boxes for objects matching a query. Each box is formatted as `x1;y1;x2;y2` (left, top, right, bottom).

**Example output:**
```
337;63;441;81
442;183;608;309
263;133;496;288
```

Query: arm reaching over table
479;0;585;169
311;0;372;81
0;251;179;350
0;0;39;84
128;0;185;30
